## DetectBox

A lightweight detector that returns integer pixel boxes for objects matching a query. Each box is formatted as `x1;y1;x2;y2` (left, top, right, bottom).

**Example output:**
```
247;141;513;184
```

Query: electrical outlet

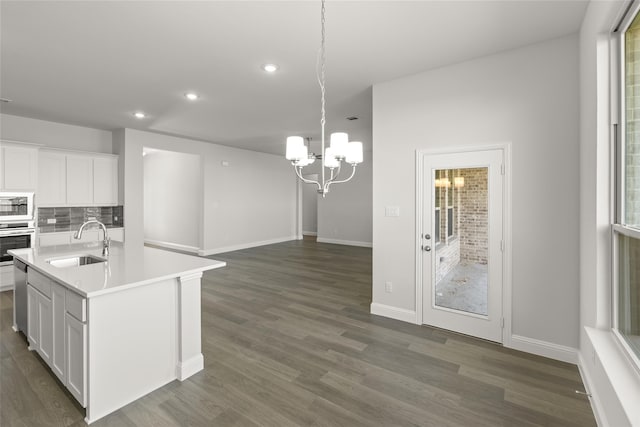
385;281;393;293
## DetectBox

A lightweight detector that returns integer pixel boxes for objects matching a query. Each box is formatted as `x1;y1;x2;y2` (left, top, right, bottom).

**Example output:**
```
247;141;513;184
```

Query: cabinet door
27;285;39;349
93;157;118;205
66;155;93;205
2;146;37;191
38;151;67;206
65;313;86;407
37;292;53;365
51;283;66;382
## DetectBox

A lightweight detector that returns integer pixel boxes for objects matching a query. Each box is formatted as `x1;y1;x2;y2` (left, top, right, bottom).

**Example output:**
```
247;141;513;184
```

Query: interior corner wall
118;129;297;253
317;151;373;246
0;113;113;153
143;149;201;250
372;34;580;349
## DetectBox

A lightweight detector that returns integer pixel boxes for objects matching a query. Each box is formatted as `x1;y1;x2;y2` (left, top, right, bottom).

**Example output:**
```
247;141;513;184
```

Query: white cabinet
65;312;86;407
27;284;53;366
1;143;38;191
51;283;66;382
38;151;67;206
0;266;14;291
93;157;118;205
27;285;39;349
37;292;53;365
26;269;87;407
38;149;118;207
66;155;94;205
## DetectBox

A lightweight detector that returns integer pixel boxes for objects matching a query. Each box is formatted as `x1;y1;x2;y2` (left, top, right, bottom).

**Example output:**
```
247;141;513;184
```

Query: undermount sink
46;255;106;268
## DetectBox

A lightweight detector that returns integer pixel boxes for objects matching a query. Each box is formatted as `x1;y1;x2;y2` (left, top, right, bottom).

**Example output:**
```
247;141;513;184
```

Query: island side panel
177;271;204;380
85;278;178;424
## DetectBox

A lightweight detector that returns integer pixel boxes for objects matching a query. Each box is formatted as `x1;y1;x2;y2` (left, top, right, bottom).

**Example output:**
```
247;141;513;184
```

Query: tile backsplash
38;206;124;233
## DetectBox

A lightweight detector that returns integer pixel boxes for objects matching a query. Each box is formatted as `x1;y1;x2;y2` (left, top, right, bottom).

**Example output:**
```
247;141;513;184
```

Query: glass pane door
434;168;488;316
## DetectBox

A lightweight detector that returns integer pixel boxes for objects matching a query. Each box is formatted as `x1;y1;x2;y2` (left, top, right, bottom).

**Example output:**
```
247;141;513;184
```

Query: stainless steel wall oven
0;221;35;266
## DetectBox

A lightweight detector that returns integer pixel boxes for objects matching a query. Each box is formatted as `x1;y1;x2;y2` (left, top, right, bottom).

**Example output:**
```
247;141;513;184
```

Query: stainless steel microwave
0;192;35;222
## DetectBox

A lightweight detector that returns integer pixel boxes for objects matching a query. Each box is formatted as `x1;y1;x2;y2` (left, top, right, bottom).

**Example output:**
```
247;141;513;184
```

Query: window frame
613;0;640;372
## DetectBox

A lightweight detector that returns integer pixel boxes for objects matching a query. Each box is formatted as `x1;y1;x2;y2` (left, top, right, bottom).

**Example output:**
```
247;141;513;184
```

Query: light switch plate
385;206;400;217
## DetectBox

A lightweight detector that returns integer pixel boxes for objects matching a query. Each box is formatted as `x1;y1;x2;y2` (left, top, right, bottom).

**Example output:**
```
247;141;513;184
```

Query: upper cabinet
93;157;118;205
38;149;118;207
38;151;67;205
66;155;94;205
0;142;39;191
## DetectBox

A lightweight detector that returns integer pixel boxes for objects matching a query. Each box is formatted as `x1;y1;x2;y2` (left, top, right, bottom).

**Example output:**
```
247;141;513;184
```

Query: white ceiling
0;1;589;155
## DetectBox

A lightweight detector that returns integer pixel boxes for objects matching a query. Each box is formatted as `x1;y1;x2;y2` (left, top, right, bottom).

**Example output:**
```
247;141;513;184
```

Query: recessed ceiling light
185;92;199;101
262;63;279;73
134;112;146;119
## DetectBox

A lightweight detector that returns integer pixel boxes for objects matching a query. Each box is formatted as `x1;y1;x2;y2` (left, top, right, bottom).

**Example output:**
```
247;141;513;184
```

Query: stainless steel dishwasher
14;259;27;335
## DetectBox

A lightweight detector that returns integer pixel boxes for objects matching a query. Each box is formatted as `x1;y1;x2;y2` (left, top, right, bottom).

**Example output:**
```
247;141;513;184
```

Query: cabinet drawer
66;291;86;322
27;269;51;298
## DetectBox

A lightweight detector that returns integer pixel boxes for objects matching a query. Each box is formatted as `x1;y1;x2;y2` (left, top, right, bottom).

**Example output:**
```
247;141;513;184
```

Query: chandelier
285;0;364;197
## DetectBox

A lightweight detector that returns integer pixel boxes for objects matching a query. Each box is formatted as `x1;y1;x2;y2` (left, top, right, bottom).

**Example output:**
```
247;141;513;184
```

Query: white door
421;149;504;342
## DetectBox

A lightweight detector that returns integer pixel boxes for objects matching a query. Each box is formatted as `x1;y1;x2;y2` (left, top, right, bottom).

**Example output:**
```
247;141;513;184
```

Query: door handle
423;246;431;252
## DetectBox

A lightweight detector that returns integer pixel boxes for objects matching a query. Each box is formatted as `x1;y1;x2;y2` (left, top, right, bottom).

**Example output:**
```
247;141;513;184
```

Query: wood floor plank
0;240;595;426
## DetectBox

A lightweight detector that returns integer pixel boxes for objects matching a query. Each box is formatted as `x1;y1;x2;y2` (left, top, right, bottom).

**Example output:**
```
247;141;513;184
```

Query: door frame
415;143;512;344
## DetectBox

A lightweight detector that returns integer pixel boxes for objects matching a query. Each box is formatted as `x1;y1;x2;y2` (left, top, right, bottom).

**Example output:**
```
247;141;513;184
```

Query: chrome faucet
74;219;110;256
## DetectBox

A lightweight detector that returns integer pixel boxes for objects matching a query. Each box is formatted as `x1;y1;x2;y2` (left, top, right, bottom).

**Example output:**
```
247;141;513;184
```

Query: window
616;6;640;363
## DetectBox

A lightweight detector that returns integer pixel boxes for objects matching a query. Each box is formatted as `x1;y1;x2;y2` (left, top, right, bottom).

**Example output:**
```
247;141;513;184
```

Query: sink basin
46;255;106;268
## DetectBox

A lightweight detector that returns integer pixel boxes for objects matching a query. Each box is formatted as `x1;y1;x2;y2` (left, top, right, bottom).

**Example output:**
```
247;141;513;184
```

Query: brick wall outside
626;22;640;227
435;237;460;283
434;167;488;282
458;168;488;264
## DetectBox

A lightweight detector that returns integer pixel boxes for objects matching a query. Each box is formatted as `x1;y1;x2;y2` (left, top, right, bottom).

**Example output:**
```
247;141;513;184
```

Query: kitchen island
9;241;226;424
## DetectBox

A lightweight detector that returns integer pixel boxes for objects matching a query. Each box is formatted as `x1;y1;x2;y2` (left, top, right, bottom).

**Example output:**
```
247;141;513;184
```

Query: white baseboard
370;303;417;323
198;236;298;256
302;231;317;236
144;239;199;254
507;334;578;364
176;354;204;381
317;237;373;248
577;352;607;427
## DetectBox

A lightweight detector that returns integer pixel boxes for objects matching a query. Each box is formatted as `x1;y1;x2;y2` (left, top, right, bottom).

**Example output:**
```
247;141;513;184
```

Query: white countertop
9;242;226;298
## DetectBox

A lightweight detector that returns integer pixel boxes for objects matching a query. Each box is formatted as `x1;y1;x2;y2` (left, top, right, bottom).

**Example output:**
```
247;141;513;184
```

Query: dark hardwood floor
1;240;595;426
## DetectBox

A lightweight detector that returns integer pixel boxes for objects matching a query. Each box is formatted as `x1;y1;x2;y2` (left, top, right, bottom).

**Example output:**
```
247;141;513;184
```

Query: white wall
1;113;112;153
317;151;373;246
143;149;201;251
302;174;318;235
114;128;297;254
372;35;580;350
579;1;639;425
